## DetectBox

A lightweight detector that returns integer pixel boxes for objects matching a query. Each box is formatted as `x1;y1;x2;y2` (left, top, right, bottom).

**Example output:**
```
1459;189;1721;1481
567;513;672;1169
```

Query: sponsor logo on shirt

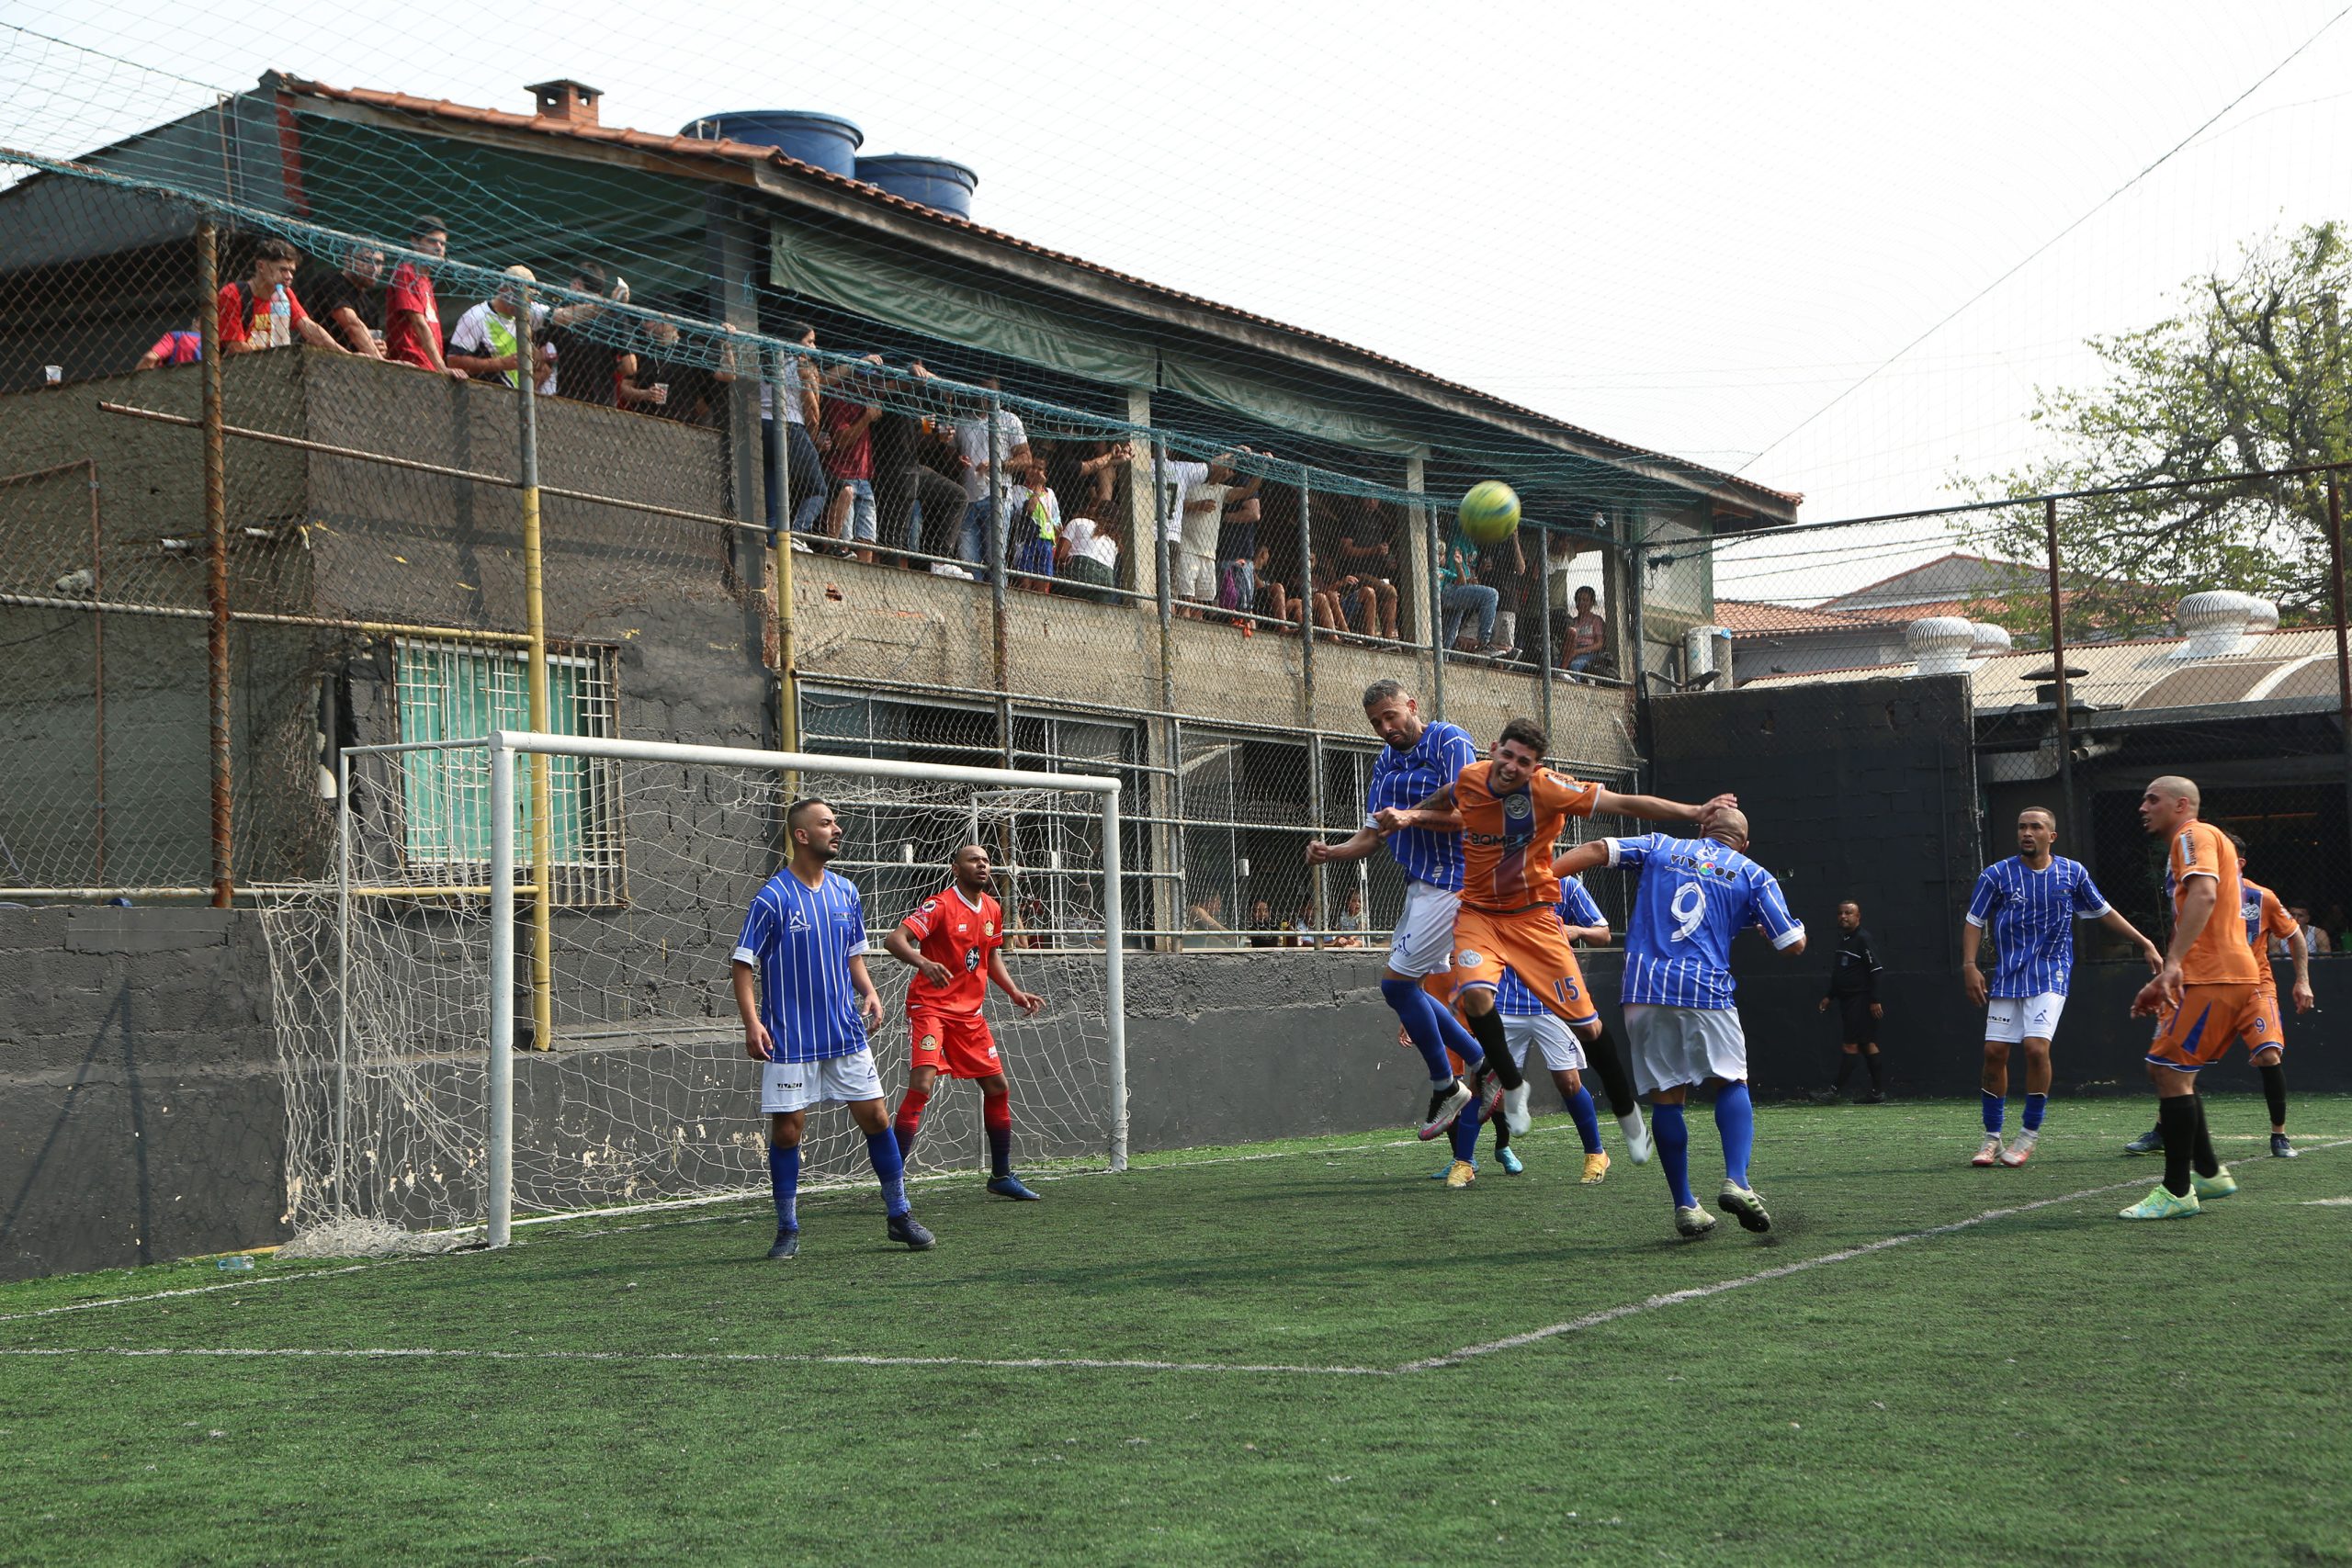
786;908;812;932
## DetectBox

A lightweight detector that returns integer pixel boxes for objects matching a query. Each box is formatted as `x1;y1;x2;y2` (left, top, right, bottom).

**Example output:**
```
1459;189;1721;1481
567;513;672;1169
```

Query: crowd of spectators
127;222;1614;674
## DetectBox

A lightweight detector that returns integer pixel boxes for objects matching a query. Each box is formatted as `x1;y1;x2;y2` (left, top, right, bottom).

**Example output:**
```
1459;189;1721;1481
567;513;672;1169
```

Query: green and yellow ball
1458;480;1521;546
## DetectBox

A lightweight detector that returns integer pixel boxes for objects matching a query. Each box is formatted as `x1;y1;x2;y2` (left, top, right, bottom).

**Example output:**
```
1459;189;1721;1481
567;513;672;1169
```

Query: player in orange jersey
2122;776;2263;1220
1377;716;1732;1149
882;843;1046;1200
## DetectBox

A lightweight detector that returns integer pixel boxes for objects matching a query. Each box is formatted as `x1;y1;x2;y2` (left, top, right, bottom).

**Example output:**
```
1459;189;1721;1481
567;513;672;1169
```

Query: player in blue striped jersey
1959;808;2159;1168
730;797;935;1259
1555;808;1806;1238
1307;680;1497;1140
1479;875;1614;1183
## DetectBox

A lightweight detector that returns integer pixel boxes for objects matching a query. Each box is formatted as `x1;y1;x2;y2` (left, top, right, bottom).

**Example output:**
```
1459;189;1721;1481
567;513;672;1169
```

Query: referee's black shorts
1836;993;1878;1046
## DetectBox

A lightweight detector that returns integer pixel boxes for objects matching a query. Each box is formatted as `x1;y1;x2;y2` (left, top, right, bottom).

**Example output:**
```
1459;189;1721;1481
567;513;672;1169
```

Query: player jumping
2122;775;2259;1221
883;843;1048;1201
2124;833;2310;1161
1306;680;1497;1143
731;797;935;1259
1378;716;1732;1185
1959;807;2160;1168
1556;806;1805;1238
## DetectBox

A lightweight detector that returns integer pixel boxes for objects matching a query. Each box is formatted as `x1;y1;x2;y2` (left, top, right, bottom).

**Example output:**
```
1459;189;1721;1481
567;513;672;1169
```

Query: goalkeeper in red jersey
884;843;1047;1200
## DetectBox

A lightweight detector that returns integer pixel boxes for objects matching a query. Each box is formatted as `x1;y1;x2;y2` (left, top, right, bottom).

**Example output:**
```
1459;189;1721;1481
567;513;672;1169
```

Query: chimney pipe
526;79;602;129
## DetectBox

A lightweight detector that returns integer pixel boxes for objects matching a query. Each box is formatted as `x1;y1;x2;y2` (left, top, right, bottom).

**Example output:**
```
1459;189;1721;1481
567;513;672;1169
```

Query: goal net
261;732;1125;1249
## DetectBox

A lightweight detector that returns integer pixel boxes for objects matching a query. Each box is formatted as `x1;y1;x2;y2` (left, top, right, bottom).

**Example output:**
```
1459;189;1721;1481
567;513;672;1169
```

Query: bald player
1556;806;1806;1237
1960;807;2159;1168
2122;775;2259;1221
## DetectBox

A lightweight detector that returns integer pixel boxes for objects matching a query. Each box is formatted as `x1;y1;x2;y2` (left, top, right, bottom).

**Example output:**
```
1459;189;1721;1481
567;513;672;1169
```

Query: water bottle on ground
216;1255;254;1271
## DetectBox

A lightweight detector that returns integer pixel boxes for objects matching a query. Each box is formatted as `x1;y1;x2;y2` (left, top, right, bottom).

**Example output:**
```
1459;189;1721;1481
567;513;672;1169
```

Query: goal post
269;729;1125;1254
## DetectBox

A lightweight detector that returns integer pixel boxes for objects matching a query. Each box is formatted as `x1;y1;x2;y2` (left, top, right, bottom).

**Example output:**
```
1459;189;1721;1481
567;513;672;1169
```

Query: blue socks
1714;1082;1755;1190
1565;1085;1602;1155
1981;1090;2006;1134
2023;1092;2047;1133
1382;976;1483;1084
1653;1101;1695;1209
865;1129;910;1218
768;1142;800;1235
1450;1099;1483;1164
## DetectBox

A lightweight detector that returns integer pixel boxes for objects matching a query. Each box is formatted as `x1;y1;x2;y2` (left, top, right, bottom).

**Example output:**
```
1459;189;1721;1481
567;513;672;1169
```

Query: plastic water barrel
854;155;978;219
681;111;864;176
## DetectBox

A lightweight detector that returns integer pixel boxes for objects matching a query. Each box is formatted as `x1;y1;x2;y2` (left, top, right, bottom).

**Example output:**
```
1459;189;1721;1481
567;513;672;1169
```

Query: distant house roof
260;73;1802;519
1822;552;2048;612
1713;599;1872;635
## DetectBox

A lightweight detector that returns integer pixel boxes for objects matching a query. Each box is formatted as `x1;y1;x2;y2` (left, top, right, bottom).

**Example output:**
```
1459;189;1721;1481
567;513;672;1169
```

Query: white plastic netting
261;741;1119;1247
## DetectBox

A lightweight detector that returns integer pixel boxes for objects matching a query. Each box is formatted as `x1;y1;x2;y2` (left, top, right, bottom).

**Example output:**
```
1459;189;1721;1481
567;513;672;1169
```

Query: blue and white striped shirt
1611;833;1804;1010
1963;855;2109;999
1365;720;1479;892
1497;877;1608;1019
732;869;872;1063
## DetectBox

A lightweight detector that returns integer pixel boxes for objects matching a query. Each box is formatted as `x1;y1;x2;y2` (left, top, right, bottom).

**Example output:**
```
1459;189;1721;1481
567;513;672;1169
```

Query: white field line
0;1265;379;1325
0;1346;1388;1376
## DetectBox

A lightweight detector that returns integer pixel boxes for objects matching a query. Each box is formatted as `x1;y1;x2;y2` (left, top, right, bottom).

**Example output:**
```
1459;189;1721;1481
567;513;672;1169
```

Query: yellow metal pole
516;296;555;1051
764;344;800;793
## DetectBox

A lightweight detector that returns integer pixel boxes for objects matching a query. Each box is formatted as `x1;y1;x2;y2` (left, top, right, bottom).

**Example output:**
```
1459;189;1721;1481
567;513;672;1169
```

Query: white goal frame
477;728;1127;1247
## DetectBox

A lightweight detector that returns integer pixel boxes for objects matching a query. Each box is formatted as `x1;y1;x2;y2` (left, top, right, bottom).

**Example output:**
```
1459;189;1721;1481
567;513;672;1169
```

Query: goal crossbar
481;728;1128;1247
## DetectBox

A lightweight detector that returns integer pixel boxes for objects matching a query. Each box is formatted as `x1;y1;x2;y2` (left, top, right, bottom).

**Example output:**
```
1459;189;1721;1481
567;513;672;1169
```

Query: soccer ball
1458;481;1521;545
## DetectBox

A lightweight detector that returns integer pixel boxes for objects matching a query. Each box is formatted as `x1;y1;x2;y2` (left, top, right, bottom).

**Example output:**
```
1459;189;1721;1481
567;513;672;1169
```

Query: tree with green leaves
1960;220;2352;642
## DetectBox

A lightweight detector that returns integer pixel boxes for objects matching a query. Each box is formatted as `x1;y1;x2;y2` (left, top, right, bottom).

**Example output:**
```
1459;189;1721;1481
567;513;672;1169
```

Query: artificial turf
3;1094;2347;1566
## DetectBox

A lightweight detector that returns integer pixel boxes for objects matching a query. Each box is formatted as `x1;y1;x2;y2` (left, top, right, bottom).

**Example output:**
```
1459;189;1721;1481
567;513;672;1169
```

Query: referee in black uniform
1817;900;1886;1102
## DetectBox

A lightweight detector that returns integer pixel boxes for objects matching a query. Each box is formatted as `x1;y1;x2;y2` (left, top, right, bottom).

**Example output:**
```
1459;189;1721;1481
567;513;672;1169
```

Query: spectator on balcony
888;390;975;566
1313;557;1384;644
547;263;632;406
1329;888;1366;949
956;378;1033;577
136;322;202;370
1185;890;1236;949
447;266;601;392
816;358;884;562
1218;485;1262;625
1247;898;1285;950
1438;526;1501;654
1476;525;1527;660
301;243;387;357
1334;503;1402;640
1057;513;1120;604
1173;449;1253;619
2287;906;2334;955
628;319;729;426
1069;439;1131;524
1008;457;1061;593
216;239;348;356
752;321;830;540
384;217;464;379
1564;584;1609;675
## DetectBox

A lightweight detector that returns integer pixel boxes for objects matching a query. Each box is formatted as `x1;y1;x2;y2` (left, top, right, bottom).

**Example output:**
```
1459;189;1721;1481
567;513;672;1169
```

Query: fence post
1298;463;1325;933
2045;496;2075;840
198;220;232;907
515;290;554;1051
763;344;797;757
1153;443;1173;713
1537;523;1555;743
2327;477;2352;850
1423;476;1447;721
989;393;1013;769
486;739;516;1249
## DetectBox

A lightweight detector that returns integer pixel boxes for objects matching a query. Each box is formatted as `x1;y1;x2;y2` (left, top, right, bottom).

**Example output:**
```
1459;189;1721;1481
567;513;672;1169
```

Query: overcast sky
6;1;2350;602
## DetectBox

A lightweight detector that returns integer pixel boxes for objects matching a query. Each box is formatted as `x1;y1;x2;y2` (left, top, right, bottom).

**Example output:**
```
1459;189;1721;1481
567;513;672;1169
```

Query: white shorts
1503;1010;1588;1075
759;1047;884;1113
1387;879;1460;980
1175;550;1217;599
1624;1004;1747;1096
1984;993;2065;1045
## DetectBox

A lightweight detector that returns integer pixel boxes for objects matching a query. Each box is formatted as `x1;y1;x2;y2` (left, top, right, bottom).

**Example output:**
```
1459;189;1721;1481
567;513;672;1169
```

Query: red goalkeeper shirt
900;885;1002;1016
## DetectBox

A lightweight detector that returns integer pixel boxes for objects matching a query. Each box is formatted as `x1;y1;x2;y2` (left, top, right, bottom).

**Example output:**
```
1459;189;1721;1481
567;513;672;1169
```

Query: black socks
1586;1023;1637;1119
2159;1095;2199;1196
2261;1062;2288;1130
1464;1008;1521;1091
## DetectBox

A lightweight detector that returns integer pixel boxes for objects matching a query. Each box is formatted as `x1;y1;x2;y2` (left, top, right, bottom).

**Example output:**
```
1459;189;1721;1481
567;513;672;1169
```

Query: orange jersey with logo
2245;882;2299;998
1453;760;1601;913
900;885;1002;1015
2166;821;2260;986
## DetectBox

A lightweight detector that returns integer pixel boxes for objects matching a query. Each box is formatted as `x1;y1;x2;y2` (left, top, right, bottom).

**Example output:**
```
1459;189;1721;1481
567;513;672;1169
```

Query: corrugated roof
269;73;1802;513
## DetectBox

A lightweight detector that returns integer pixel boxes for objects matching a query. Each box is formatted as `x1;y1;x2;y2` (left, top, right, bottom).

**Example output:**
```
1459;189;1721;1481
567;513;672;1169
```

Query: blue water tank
681;111;863;177
854;154;978;220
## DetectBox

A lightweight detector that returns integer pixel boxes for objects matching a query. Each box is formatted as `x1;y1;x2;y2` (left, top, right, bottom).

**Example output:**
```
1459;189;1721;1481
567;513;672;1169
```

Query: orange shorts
2145;983;2262;1072
1448;904;1595;1027
909;1010;1002;1079
2240;989;2287;1056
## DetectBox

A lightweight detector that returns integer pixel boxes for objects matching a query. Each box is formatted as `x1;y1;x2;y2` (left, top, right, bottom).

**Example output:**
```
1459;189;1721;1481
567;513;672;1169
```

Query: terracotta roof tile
271;72;1802;512
1713;599;1868;634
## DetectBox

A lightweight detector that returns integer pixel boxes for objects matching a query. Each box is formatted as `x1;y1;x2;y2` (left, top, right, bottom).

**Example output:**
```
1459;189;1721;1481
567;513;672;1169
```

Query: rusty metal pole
2327;478;2352;855
198;220;232;907
86;460;106;886
2045;497;2075;840
515;290;554;1051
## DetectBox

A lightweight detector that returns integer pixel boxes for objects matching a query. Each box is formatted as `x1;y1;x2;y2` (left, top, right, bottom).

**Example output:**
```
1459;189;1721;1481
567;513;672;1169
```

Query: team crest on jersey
786;908;812;932
1456;950;1484;968
984;921;995;936
1504;795;1532;820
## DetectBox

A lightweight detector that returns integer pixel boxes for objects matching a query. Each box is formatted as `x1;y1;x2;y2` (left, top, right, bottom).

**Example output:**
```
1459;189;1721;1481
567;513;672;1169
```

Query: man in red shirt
383;216;465;379
817;359;883;561
883;843;1046;1199
216;238;345;355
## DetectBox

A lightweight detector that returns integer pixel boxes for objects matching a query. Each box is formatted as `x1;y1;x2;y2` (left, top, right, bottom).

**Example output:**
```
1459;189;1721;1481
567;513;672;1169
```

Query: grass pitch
4;1095;2347;1566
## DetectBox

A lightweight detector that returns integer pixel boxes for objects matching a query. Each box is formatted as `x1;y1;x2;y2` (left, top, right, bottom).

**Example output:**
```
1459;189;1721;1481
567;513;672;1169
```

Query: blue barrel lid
681;110;865;150
855;153;978;188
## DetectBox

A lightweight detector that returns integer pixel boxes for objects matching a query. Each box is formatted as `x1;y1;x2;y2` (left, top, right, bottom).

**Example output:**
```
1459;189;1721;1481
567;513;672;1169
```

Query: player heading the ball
731;797;935;1259
883;842;1048;1201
